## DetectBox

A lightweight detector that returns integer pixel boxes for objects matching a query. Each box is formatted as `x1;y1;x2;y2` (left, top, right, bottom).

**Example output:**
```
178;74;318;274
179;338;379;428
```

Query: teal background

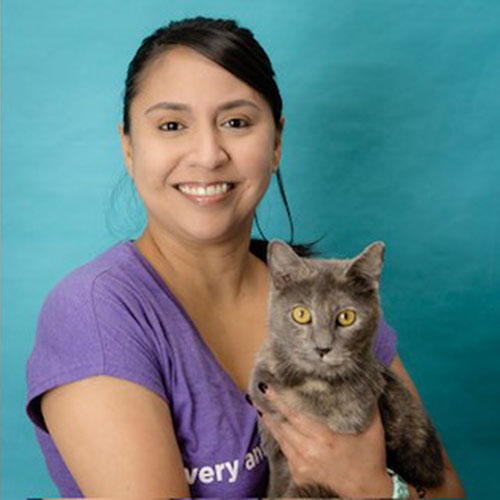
2;0;499;498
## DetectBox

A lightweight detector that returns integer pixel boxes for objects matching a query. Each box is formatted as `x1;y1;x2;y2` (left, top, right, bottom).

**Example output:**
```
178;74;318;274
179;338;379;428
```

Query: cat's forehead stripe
279;272;345;301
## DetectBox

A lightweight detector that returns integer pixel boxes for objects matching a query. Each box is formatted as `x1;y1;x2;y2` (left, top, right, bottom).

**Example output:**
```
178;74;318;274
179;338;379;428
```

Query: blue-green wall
3;1;499;498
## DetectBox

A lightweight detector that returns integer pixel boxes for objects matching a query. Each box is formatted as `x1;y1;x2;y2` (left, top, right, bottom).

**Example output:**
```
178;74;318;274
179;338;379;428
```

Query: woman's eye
159;121;185;132
223;118;250;128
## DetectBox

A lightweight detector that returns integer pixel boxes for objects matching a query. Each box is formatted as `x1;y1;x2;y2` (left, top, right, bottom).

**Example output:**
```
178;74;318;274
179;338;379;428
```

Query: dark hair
116;16;322;259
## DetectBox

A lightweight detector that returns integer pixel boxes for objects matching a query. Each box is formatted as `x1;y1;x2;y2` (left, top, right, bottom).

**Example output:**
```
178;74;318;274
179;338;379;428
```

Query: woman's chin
176;222;250;246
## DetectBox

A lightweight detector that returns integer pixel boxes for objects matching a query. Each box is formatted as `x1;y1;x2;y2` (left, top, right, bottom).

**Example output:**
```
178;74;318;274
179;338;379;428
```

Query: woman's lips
174;181;236;205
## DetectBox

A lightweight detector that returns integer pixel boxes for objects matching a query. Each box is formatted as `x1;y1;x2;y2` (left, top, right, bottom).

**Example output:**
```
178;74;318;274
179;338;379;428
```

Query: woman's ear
118;124;134;178
273;116;285;168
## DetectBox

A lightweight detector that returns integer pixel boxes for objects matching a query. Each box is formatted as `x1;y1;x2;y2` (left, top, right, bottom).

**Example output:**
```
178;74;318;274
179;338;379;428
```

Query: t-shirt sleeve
26;271;171;434
373;314;398;366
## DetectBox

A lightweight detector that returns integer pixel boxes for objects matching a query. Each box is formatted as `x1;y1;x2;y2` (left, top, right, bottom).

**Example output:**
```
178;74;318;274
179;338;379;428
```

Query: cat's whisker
351;363;385;395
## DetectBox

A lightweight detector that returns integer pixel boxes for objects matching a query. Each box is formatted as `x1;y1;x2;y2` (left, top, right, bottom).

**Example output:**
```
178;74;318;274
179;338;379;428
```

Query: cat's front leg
248;358;294;497
265;442;294;498
380;367;445;488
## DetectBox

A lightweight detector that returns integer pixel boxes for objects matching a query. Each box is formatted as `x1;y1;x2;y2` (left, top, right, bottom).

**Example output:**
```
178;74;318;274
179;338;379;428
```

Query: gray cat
248;239;444;498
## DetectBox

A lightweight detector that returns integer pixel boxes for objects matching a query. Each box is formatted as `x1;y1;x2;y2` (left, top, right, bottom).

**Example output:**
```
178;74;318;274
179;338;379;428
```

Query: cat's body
248;240;444;498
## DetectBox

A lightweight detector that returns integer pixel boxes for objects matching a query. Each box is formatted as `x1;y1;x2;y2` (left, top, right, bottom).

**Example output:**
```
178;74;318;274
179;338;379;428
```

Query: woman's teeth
177;182;233;196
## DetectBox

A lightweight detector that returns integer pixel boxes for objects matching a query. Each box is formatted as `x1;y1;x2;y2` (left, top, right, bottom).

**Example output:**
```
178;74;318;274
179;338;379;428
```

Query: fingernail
258;382;268;394
245;394;253;406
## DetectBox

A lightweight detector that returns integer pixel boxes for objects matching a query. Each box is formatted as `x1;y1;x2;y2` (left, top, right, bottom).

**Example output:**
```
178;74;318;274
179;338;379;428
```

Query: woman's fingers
260;413;309;479
253;385;320;459
261;409;308;454
260;401;333;487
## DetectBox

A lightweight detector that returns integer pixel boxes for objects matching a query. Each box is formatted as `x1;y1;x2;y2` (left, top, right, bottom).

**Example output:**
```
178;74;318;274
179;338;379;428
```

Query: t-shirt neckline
123;239;252;399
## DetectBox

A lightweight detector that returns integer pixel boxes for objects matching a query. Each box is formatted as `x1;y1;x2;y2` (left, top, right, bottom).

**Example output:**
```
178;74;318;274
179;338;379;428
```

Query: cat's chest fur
263;346;385;433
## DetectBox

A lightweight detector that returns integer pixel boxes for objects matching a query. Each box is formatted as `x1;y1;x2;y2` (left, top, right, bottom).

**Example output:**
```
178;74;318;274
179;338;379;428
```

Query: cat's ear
345;241;385;284
267;239;311;285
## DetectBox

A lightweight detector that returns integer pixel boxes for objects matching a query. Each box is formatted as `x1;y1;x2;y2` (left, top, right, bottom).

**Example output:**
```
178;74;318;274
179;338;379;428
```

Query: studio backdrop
2;0;499;498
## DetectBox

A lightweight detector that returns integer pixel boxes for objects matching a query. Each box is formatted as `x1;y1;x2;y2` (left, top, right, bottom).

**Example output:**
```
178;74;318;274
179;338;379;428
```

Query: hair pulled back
119;16;321;259
122;16;283;135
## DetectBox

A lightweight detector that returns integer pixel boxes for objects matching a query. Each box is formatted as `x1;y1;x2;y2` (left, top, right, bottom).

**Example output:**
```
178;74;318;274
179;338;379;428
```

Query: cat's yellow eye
292;306;312;324
336;309;356;327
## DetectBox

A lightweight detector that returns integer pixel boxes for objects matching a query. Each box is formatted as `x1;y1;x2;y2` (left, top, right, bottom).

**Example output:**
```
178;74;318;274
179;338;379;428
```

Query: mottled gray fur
248;239;444;498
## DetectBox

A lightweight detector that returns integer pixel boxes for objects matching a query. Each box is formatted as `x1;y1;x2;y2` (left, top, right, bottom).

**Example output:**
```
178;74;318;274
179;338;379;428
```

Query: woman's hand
255;385;393;498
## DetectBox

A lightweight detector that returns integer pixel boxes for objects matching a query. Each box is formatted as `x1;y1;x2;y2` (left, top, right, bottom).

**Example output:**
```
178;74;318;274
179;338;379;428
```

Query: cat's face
266;240;385;375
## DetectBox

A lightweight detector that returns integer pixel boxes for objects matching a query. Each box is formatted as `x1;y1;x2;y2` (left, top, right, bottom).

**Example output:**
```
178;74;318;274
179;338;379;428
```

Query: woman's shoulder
43;240;148;307
35;239;184;350
32;241;145;357
26;240;174;433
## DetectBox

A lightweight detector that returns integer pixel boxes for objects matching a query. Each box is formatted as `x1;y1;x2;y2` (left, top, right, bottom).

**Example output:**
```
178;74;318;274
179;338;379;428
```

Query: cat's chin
301;350;350;368
298;354;349;373
308;357;355;378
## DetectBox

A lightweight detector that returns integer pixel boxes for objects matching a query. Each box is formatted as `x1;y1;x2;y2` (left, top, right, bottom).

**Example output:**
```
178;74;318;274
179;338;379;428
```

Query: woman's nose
189;124;229;169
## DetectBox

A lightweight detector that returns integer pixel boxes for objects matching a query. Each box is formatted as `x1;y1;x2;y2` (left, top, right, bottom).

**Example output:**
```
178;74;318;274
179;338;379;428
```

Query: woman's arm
41;375;190;498
389;354;466;498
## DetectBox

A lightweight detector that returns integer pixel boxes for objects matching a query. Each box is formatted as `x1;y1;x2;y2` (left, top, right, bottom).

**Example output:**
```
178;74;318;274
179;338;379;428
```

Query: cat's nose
315;347;331;358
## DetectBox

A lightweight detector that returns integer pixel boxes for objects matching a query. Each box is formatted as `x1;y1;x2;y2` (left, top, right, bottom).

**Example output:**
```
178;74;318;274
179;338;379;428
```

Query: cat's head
266;239;385;376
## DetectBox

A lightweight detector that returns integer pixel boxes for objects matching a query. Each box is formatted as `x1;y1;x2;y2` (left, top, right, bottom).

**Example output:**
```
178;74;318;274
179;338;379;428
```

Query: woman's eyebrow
145;99;262;115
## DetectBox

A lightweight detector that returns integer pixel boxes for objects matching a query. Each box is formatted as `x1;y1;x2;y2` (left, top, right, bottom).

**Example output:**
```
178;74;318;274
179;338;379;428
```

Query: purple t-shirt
26;240;398;498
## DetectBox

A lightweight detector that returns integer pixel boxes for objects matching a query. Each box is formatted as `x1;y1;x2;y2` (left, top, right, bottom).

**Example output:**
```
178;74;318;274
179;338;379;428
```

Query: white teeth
178;183;231;196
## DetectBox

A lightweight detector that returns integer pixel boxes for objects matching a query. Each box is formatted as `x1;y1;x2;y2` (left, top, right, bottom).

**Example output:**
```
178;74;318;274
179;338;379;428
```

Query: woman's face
119;45;283;245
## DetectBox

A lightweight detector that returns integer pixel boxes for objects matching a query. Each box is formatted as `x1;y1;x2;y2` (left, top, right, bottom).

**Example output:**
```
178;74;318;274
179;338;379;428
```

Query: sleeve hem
26;363;170;434
374;315;399;367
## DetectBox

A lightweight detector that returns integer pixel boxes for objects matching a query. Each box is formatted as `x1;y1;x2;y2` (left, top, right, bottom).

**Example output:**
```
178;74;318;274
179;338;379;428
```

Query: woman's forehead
134;46;264;107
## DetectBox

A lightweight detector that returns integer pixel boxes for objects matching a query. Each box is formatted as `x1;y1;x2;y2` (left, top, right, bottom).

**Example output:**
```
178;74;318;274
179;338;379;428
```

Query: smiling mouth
174;182;236;197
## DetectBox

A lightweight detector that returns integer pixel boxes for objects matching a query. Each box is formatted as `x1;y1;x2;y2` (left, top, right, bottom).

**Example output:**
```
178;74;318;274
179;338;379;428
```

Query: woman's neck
133;224;267;306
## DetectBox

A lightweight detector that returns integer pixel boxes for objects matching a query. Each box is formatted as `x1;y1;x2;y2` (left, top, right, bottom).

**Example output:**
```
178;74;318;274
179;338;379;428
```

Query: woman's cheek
137;152;179;188
244;144;275;175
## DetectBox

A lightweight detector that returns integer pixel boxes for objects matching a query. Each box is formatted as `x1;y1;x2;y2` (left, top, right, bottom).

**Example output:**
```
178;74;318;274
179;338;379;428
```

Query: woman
26;17;465;498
